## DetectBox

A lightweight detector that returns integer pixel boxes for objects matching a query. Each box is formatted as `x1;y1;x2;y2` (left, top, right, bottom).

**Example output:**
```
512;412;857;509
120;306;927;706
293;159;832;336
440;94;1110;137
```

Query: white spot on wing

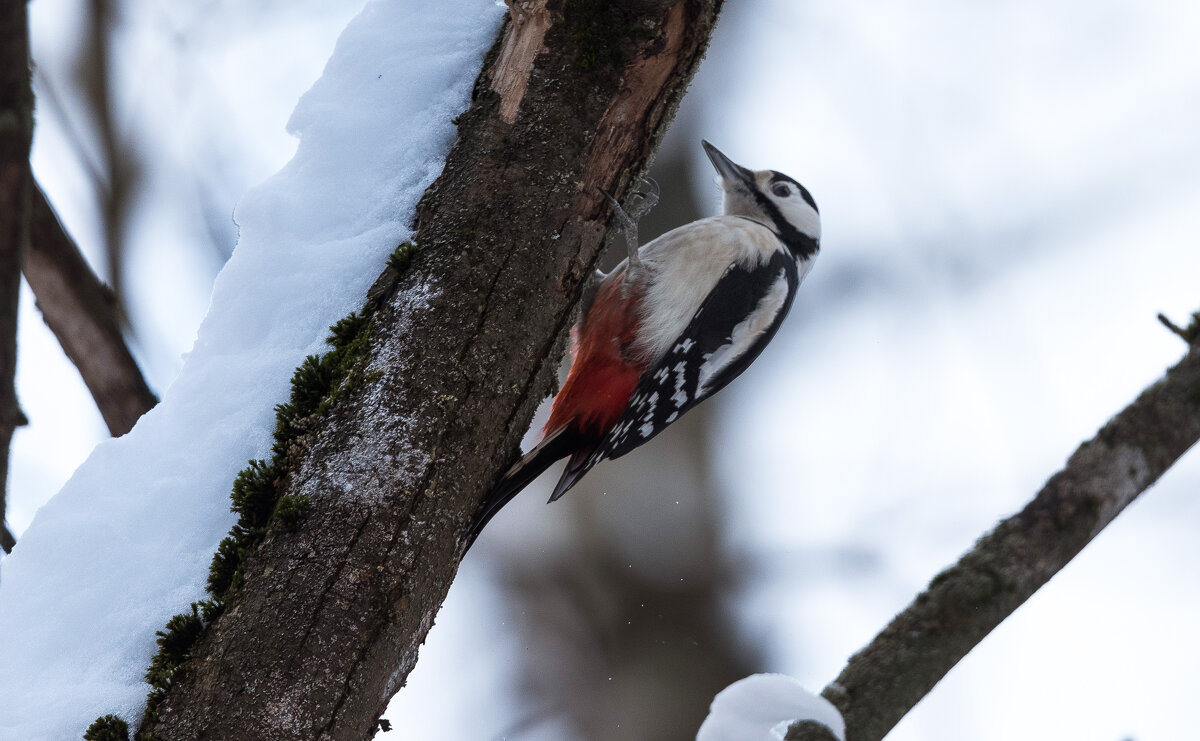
671;361;689;407
638;391;660;437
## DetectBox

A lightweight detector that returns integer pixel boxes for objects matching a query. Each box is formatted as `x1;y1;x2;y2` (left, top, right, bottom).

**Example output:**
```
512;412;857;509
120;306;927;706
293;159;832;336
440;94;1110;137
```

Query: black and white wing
597;249;800;463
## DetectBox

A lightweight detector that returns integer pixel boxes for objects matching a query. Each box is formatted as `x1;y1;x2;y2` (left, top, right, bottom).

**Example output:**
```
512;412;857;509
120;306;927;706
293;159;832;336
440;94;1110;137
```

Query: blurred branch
76;0;140;314
788;330;1200;741
0;0;35;552
25;181;157;436
30;67;106;187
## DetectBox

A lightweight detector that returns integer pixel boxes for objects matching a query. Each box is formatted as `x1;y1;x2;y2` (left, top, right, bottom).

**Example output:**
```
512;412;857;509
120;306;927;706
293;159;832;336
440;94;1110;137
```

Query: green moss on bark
84;715;130;741
274;495;311;531
91;307;382;736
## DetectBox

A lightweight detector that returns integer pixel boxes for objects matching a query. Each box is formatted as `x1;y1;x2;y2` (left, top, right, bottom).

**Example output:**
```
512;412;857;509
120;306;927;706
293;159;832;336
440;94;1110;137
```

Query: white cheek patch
777;200;821;242
797;208;821;241
696;269;789;395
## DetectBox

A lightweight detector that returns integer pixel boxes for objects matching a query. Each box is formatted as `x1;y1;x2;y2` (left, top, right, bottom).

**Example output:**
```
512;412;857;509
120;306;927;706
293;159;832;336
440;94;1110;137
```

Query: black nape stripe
752;187;819;259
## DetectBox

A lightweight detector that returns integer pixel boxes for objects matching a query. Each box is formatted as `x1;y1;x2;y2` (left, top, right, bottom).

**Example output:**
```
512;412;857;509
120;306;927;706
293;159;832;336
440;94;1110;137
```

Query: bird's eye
771;183;791;198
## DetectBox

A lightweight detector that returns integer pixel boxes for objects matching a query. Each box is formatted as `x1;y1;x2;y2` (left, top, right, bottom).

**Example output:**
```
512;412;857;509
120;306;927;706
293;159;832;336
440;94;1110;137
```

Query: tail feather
548;444;600;502
465;427;580;551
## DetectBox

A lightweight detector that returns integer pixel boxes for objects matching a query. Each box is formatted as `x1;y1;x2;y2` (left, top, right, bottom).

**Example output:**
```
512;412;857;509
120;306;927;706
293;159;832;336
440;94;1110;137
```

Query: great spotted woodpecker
468;141;820;546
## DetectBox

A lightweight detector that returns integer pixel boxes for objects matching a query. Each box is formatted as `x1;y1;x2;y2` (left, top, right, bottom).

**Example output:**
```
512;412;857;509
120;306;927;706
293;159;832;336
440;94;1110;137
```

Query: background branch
788;327;1200;741
24;181;157;436
0;0;35;553
76;0;139;315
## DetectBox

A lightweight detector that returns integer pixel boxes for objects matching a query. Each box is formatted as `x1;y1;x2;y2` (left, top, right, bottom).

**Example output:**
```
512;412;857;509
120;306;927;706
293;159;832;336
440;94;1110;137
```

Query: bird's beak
701;139;754;189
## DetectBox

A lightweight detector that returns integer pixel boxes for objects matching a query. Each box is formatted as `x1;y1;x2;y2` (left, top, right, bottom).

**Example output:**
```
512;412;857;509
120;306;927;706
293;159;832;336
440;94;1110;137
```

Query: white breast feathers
633;216;783;362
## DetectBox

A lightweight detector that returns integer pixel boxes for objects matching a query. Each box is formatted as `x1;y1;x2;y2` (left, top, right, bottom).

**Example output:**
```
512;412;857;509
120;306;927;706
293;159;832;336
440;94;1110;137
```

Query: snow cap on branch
697;673;845;741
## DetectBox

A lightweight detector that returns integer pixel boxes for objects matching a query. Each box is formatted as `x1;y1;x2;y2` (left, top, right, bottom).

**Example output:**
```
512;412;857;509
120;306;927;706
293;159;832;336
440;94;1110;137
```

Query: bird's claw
599;188;628;225
628;177;659;221
600;178;659;268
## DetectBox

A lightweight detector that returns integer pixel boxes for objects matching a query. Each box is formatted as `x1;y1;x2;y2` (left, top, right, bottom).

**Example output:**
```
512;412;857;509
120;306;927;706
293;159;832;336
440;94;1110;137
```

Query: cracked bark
142;1;724;738
0;0;34;553
786;333;1200;741
24;181;156;436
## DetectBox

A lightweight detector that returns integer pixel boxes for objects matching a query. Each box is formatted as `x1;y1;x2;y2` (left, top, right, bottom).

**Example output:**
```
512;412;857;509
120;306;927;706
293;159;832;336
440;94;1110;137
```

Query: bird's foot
600;177;659;267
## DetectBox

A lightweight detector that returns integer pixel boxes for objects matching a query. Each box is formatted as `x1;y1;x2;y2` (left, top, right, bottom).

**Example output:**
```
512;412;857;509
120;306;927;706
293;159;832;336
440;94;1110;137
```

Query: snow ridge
0;1;504;738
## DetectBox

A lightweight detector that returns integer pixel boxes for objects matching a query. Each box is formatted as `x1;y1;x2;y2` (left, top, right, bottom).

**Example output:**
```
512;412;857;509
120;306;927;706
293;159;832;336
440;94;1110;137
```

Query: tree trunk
144;1;724;738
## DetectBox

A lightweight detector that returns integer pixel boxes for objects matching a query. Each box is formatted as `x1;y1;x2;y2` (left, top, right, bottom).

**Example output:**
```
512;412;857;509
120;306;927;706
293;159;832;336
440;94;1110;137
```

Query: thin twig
24;182;157;436
1158;312;1199;344
1157;312;1188;340
788;336;1200;741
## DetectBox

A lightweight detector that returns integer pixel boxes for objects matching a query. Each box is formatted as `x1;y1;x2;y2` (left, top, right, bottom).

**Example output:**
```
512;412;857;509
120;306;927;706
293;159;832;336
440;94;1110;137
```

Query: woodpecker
468;140;820;546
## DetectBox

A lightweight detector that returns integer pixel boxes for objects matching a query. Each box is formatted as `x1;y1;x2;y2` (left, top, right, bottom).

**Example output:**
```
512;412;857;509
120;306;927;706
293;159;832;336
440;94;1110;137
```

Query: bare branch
788;334;1200;741
0;0;34;553
24;182;156;436
784;720;840;741
1158;311;1200;344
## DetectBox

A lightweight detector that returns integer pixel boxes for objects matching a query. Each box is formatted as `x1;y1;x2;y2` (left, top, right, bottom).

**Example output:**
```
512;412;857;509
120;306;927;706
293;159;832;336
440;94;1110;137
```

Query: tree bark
24;181;156;436
0;0;34;553
144;1;724;737
786;333;1200;741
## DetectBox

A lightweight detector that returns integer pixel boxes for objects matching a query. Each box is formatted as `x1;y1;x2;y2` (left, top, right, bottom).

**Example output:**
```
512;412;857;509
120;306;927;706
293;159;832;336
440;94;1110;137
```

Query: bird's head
702;139;821;258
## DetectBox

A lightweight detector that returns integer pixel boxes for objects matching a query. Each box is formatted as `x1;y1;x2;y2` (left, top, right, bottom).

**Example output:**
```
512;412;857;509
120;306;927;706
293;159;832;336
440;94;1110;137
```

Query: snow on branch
0;1;507;736
698;674;844;741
